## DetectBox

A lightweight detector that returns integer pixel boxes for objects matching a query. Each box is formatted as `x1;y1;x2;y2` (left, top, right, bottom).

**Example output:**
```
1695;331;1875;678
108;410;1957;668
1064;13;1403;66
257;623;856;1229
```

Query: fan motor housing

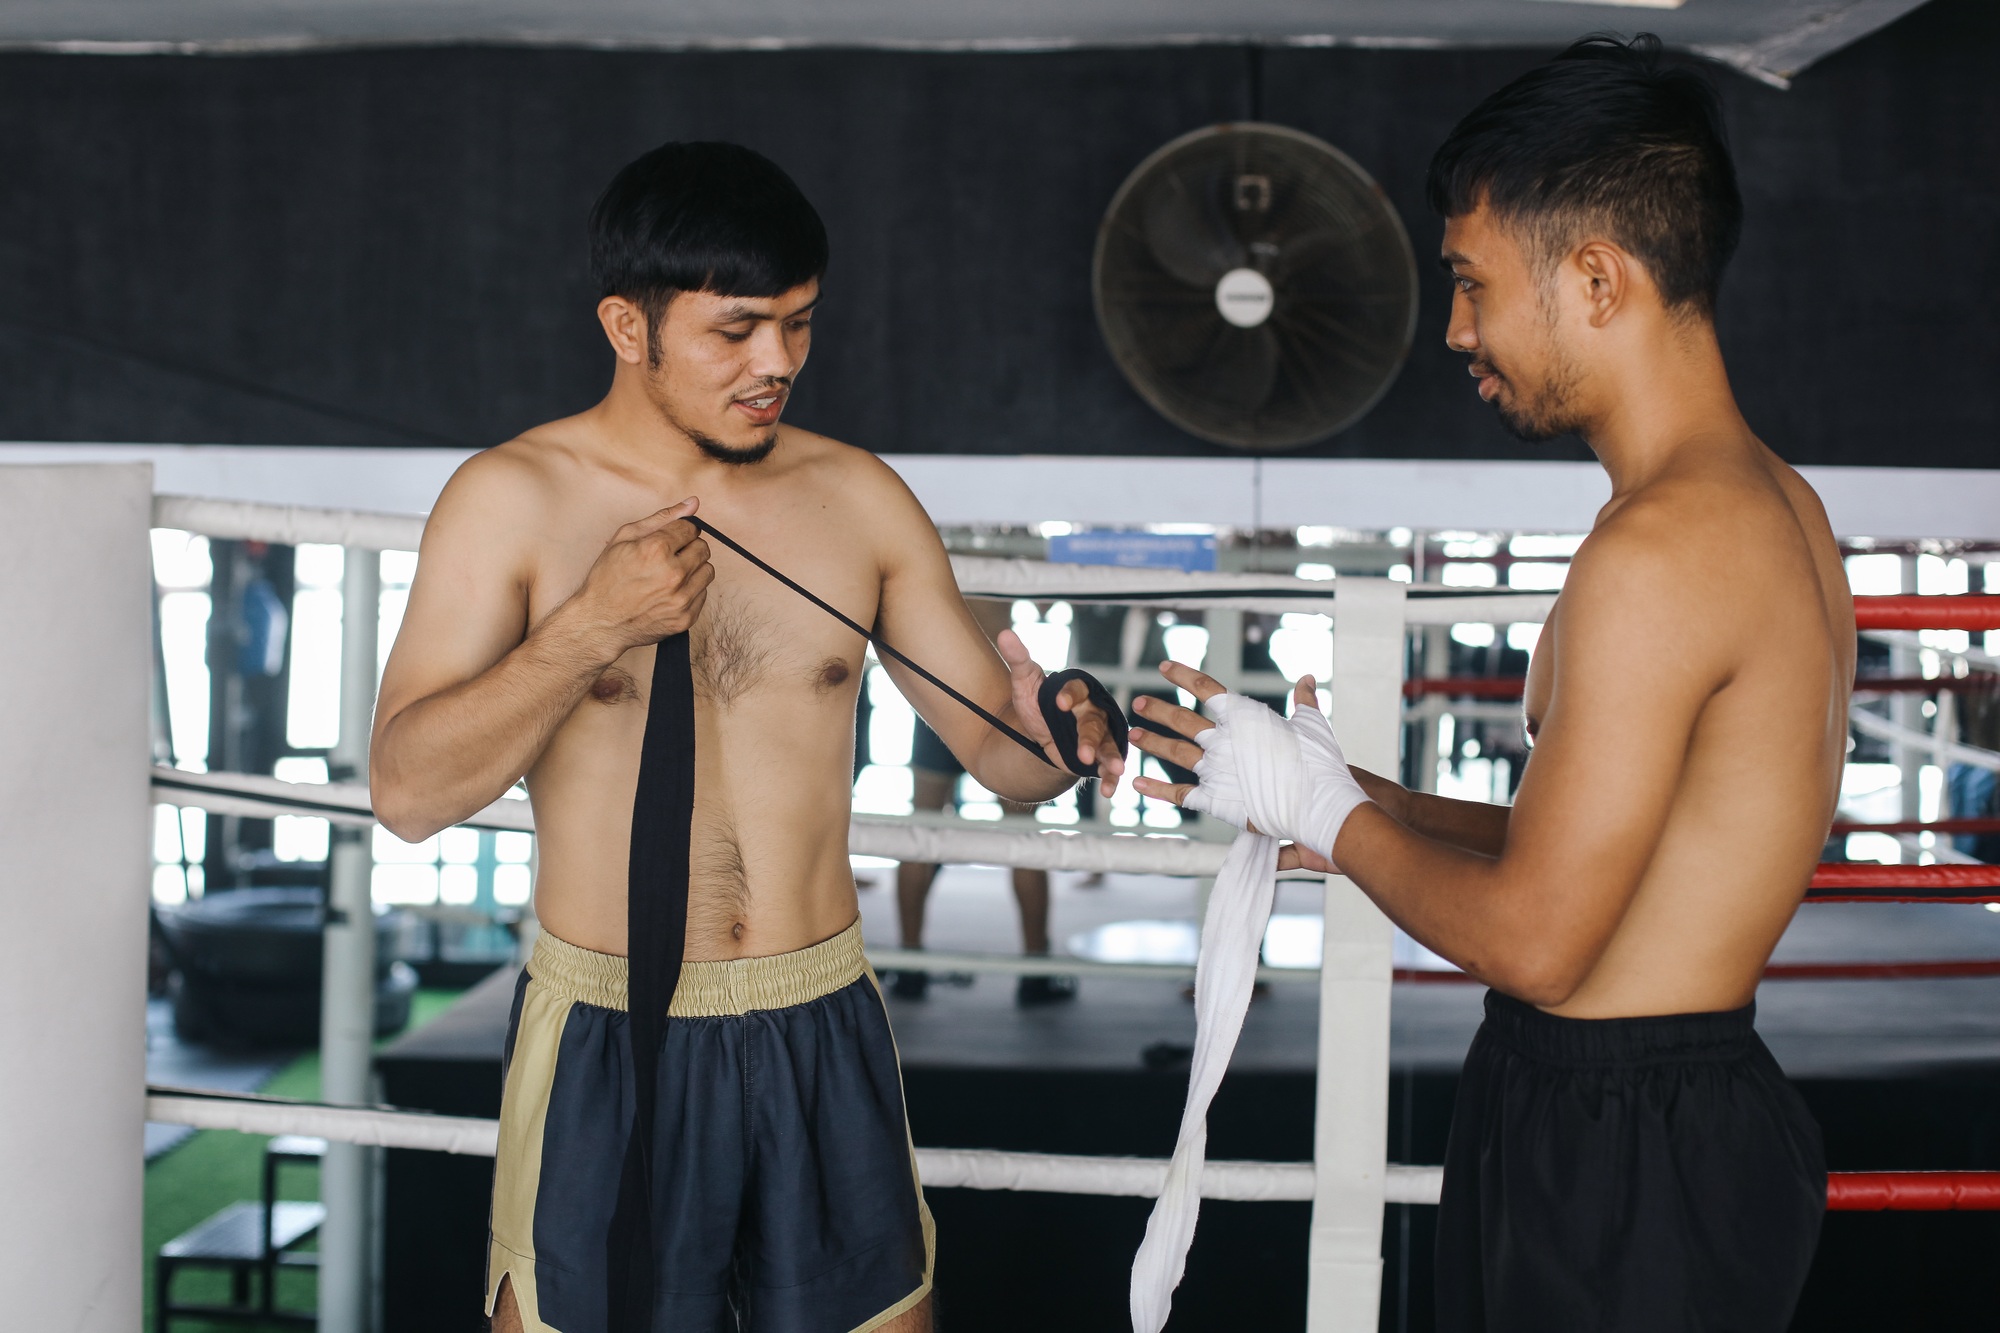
1094;123;1420;451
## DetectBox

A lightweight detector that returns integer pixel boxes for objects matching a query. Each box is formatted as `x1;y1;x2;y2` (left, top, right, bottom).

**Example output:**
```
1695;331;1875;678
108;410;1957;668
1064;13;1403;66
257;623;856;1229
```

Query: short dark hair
1426;34;1741;318
589;141;828;325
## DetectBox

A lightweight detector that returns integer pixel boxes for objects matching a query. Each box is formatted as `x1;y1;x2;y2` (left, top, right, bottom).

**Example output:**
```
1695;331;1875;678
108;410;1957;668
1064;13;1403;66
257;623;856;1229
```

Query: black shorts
909;719;962;778
1437;990;1824;1333
487;921;933;1332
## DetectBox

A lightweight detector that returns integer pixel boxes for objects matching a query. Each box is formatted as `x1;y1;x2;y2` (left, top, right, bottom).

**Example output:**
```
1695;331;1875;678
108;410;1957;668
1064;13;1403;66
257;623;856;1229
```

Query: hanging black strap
605;521;1126;1326
606;631;695;1332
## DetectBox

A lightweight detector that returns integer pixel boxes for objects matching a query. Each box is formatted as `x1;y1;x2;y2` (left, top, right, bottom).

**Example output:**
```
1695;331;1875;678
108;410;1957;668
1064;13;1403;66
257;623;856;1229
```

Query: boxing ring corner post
1306;577;1405;1333
0;463;155;1331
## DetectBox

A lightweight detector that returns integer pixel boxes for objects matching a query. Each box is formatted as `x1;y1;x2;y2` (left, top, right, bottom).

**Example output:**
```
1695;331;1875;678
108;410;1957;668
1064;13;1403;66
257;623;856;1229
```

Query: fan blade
1184;325;1280;418
1139;172;1245;289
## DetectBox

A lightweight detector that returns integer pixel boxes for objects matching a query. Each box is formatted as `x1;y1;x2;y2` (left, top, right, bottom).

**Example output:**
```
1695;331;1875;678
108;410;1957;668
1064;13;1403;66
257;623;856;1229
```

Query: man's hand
996;628;1126;796
564;498;715;656
1131;663;1367;870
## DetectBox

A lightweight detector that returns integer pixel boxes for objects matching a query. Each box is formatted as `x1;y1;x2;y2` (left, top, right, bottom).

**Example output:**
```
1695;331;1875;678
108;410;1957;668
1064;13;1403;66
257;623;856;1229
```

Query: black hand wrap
1037;669;1130;778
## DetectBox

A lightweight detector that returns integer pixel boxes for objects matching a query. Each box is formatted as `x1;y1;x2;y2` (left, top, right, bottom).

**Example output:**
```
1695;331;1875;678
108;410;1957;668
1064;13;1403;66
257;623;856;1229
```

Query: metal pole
320;546;380;1333
1305;577;1403;1331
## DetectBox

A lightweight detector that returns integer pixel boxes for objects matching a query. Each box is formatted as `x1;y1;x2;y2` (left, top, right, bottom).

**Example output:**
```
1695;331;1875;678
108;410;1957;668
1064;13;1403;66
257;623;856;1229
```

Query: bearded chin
692;431;779;465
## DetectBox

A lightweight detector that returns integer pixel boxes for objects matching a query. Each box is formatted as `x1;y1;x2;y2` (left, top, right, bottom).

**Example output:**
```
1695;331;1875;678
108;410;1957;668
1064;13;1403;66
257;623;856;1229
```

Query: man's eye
719;329;752;343
787;319;812;332
1455;277;1476;294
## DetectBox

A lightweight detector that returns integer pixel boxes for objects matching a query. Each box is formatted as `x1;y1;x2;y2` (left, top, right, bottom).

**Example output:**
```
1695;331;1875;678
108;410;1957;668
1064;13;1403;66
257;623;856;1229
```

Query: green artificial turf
144;987;467;1332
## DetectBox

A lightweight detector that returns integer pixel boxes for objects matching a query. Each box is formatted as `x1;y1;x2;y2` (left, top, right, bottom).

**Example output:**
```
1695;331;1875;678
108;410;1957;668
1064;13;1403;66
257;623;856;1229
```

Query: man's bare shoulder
427;420;601;542
778;428;934;529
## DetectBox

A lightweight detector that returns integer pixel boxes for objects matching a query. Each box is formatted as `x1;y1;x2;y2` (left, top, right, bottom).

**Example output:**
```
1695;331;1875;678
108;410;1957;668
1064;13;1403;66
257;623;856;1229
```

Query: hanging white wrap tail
1128;691;1371;1333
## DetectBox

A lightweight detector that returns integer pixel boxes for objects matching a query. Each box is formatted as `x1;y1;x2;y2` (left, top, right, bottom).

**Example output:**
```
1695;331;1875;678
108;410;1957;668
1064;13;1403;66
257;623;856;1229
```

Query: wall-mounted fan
1093;123;1419;451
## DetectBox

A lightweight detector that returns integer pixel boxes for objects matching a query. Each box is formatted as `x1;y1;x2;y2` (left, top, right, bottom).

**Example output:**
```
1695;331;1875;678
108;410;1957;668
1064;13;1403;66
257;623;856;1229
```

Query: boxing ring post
1305;578;1404;1332
319;546;382;1333
0;464;155;1331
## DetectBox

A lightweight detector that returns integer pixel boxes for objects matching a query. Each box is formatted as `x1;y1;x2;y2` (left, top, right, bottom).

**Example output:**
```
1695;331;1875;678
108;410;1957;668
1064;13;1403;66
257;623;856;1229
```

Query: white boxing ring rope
143;1088;1449;1205
139;490;1537;1332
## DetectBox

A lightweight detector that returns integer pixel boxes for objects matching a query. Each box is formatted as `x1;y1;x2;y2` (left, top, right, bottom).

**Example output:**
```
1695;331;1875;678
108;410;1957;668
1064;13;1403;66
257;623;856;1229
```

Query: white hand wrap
1128;689;1372;1333
1182;691;1370;865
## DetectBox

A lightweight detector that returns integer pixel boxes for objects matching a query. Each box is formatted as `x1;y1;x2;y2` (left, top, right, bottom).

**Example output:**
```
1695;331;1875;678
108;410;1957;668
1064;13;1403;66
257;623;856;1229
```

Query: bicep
869;499;1013;763
1499;558;1720;920
372;476;534;731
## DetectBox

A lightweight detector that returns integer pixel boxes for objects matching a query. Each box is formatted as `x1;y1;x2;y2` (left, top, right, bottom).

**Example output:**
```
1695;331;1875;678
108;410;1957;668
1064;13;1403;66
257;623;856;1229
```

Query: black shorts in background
1437;990;1825;1333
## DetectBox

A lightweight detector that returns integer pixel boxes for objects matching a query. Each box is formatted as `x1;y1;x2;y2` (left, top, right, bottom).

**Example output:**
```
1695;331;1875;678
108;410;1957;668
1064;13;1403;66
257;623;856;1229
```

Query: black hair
589;141;829;326
1426;34;1741;318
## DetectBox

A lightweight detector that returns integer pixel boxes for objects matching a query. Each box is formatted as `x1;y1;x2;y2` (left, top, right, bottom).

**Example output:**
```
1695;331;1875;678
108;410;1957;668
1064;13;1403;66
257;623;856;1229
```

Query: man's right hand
567;498;715;654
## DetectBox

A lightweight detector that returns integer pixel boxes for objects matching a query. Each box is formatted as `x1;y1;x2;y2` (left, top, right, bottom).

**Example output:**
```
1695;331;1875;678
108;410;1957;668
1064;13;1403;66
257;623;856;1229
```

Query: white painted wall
0;464;154;1331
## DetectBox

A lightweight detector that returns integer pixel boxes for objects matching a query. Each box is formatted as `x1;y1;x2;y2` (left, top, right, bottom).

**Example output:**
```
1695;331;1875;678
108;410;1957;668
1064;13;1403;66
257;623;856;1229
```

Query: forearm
965;719;1077;805
1352;766;1511;857
1334;804;1580;1004
372;605;617;838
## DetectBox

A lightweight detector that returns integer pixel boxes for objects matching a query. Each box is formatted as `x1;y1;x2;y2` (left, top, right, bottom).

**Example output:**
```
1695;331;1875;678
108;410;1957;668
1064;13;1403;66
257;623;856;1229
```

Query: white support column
1305;577;1404;1332
320;546;381;1333
1893;555;1924;823
0;464;154;1331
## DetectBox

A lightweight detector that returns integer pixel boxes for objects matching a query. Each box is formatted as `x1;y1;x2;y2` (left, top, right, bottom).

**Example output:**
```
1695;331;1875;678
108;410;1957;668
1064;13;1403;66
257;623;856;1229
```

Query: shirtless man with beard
1132;37;1844;1332
370;141;1122;1333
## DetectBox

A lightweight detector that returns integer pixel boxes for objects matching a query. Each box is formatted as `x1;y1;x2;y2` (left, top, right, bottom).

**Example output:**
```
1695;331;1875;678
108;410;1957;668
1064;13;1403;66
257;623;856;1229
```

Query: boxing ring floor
369;869;2000;1333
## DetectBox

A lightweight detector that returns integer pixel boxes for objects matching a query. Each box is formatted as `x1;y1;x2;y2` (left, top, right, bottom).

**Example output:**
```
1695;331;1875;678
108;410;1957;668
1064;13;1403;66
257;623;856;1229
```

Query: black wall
1;0;1993;466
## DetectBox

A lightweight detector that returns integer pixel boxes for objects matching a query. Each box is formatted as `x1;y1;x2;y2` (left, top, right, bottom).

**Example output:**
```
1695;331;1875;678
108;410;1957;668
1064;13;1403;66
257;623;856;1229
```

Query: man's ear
596;296;650;365
1573;240;1633;329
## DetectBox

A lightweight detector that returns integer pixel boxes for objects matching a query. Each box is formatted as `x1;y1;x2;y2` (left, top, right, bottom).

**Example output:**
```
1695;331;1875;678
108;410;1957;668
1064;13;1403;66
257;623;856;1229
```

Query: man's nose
1445;291;1478;354
746;323;798;376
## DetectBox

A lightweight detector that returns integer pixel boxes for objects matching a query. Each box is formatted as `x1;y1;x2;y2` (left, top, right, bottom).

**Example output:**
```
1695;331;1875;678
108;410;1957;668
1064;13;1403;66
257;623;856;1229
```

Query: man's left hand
997;628;1125;795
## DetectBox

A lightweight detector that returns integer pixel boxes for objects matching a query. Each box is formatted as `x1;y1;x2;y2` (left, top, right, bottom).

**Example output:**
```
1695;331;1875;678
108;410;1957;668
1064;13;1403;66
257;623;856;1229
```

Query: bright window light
1920;764;1943;823
1389;565;1412;583
957;773;1003;822
1917;554;1968;595
154;805;185;863
295;543;346;588
153;864;189;906
440;864;479;906
1442;562;1497;588
496;831;535;863
866;666;915;766
1139;756;1182;828
159;590;212;769
1387;527;1413;548
1844;832;1901;865
1441;537;1498;559
273;816;329;863
1845;553;1902;596
1508;562;1567;590
377;585;409;678
494;864;533;906
180;807;206;862
1035;786;1080;825
1508;534;1585;558
1296;525;1336;547
273;756;327;784
379;550;418;586
440;827;481;863
1268;613;1333;683
852;764;913;816
1294;563;1335;581
1450;623;1496;648
151;530;213;589
1038;521;1074;538
1507;623;1541;654
1162;624;1209;671
373;864;439;906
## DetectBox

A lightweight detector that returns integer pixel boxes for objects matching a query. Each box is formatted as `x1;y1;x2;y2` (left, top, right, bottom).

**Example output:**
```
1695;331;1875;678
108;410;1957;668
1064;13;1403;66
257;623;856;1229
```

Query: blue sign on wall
1047;531;1218;572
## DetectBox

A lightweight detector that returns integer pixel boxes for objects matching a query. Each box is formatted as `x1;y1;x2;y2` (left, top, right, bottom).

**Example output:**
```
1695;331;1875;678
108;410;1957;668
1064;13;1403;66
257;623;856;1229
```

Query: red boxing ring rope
1852;595;2000;631
1827;1172;2000;1211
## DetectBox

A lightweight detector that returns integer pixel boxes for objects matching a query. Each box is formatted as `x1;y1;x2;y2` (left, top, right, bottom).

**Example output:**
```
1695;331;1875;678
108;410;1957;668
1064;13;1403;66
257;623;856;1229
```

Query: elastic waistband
527;920;869;1018
1480;989;1758;1068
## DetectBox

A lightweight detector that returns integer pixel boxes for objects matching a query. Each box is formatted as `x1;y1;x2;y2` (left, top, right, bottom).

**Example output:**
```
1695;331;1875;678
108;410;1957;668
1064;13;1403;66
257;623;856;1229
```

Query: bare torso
521;446;876;961
1522;443;1855;1016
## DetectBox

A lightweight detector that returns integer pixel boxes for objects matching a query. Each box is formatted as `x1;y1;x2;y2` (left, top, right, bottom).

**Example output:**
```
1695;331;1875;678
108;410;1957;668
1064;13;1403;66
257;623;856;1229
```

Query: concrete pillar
0;464;153;1331
320;547;381;1333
